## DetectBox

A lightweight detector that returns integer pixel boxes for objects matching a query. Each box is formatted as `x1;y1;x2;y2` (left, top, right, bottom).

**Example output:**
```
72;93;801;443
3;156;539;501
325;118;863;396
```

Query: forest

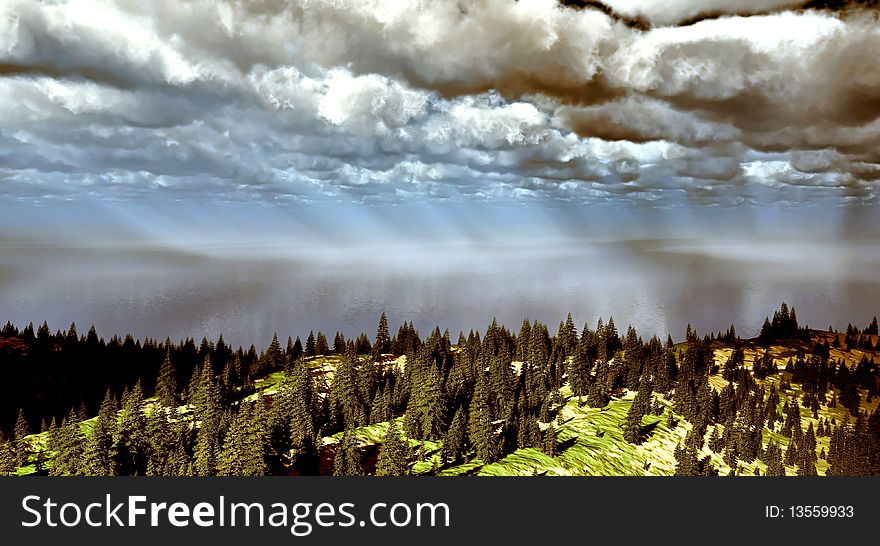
1;303;879;476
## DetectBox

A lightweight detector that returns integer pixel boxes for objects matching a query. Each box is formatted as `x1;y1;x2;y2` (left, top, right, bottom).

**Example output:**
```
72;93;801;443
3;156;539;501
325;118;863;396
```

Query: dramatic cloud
1;0;879;207
596;0;808;26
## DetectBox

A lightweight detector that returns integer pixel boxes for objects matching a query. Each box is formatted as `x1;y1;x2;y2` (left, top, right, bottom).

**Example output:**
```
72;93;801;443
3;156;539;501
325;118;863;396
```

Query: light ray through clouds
1;0;880;344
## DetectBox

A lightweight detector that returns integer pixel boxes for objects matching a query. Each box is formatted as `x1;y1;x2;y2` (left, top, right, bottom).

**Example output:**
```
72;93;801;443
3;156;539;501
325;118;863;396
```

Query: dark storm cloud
563;1;878;27
1;0;879;207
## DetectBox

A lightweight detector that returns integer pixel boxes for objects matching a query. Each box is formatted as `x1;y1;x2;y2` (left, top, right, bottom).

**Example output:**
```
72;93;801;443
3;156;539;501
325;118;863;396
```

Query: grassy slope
704;334;880;476
330;332;879;477
15;332;879;476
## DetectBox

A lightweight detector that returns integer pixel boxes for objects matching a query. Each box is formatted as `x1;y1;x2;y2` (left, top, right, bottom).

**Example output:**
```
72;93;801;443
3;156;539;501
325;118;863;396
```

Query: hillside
322;331;879;476
8;314;879;476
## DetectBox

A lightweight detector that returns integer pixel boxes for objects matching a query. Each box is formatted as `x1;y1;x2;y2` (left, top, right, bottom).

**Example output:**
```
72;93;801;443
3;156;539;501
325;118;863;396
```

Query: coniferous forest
2;303;880;477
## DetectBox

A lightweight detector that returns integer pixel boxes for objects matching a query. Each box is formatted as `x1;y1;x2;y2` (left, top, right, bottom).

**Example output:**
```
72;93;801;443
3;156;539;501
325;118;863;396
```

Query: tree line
1;303;879;476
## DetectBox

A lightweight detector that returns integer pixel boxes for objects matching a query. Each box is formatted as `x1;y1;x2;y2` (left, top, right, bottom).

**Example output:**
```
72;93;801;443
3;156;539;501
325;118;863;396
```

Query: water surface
1;238;877;348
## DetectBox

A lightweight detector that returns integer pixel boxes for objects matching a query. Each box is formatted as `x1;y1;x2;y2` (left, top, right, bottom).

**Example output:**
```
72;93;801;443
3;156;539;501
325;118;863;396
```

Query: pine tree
145;406;175;476
528;321;548;368
218;403;268;476
543;424;558;456
333;431;363;476
866;316;879;336
49;410;85;476
114;381;148;475
469;373;498;464
405;361;446;441
375;313;391;356
262;333;284;372
330;352;365;431
288;361;321;473
376;421;411;476
569;356;591;398
708;427;723;452
516;319;531;362
441;406;468;464
723;443;739;470
156;349;178;408
83;390;118;476
674;442;696;476
45;417;58;448
333;332;345;355
0;434;16;475
194;361;222;476
315;331;329;356
784;439;798;467
0;438;18;476
763;441;785;476
623;375;653;444
290;336;304;362
13;408;29;468
796;423;818;476
586;376;609;408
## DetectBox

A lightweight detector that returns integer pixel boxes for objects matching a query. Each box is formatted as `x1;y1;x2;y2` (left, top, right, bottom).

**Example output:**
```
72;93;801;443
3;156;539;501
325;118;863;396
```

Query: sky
1;0;879;242
1;1;879;342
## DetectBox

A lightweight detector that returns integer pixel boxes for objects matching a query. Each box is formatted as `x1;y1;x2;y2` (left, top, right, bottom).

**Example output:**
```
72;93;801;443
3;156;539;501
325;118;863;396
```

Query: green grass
467;391;685;476
331;389;688;477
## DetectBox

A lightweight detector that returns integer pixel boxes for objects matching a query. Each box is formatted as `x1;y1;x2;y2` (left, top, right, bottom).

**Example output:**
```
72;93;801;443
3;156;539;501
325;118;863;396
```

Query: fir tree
49;410;85;476
586;377;609;408
315;331;329;356
330;352;365;431
708;426;723;452
866;316;879;336
145;406;175;476
305;331;317;358
784;439;798;467
289;336;304;362
287;361;321;473
218;402;268;476
441;406;468;464
333;332;345;354
762;441;785;476
83;390;118;476
333;431;363;476
375;312;391;356
469;373;498;464
376;421;411;476
114;381;149;475
405;361;446;441
261;333;285;373
0;434;16;475
543;424;558;456
13;408;29;468
796;423;818;476
156;349;178;408
623;375;652;444
516;319;531;362
193;361;223;476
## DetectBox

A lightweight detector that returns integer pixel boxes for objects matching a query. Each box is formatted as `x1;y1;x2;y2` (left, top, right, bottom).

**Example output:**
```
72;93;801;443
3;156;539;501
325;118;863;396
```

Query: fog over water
1;238;877;349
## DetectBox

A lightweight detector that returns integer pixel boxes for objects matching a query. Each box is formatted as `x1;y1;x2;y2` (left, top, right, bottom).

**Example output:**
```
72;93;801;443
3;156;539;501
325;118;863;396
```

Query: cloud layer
1;0;879;207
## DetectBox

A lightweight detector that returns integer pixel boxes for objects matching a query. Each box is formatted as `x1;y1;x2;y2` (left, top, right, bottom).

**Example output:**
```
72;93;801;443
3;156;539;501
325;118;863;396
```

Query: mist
2;231;877;349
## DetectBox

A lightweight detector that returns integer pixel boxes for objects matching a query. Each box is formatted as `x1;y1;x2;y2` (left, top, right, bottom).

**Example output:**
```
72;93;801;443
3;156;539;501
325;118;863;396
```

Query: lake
1;238;877;349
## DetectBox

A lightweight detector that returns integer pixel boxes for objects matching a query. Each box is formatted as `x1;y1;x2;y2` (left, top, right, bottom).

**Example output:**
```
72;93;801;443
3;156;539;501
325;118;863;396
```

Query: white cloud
1;0;879;207
317;69;429;132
